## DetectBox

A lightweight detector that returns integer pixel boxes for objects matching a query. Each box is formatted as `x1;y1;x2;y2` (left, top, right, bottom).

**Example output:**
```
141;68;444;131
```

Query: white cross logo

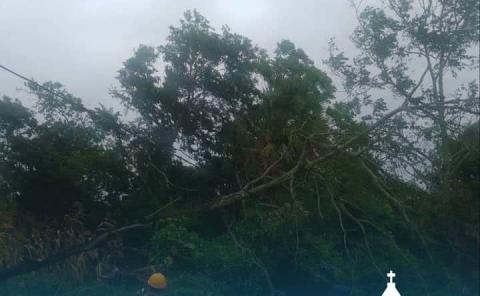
387;270;396;283
382;270;401;296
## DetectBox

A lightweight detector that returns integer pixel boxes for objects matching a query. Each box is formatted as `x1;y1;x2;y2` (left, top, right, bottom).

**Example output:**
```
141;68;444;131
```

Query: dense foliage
0;1;478;295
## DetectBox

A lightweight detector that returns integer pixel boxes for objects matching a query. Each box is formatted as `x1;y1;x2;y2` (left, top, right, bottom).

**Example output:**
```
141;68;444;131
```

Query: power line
0;64;36;84
0;63;237;182
0;63;92;114
1;64;67;100
0;62;201;167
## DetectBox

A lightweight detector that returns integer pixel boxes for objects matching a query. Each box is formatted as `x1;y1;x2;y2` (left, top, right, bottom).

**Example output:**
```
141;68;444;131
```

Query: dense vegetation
0;1;478;295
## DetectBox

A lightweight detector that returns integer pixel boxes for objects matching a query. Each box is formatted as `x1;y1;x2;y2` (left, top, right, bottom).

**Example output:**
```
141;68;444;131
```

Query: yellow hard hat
148;272;167;289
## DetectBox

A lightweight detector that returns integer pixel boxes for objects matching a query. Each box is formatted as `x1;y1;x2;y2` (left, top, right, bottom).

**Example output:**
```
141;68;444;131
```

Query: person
142;272;167;296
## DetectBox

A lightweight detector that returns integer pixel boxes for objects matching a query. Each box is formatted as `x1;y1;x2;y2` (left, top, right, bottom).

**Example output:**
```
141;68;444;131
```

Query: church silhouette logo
382;270;402;296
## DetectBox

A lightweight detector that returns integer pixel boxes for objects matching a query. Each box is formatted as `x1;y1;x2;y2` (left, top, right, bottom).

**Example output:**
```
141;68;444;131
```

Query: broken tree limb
210;143;307;209
0;223;151;283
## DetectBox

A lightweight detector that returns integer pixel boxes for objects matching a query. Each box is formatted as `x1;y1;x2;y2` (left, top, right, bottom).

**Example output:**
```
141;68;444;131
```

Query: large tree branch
308;100;409;167
359;159;410;223
210;144;307;209
2;87;467;283
0;224;151;283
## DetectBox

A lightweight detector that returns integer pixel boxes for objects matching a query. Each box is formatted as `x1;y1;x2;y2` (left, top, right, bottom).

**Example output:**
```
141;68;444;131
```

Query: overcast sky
0;0;362;110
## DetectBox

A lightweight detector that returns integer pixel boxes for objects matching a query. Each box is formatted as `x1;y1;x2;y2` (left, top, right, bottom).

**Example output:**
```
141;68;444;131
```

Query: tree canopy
0;2;478;295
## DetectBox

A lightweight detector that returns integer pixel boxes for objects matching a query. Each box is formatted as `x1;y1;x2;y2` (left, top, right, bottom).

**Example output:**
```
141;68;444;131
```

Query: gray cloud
0;0;359;110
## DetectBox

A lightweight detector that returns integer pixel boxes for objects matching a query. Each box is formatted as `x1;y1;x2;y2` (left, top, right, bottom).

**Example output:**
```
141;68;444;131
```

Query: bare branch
359;159;410;223
145;197;183;220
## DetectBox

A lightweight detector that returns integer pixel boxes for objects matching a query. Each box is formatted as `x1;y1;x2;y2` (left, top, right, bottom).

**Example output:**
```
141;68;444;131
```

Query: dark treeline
0;1;478;295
